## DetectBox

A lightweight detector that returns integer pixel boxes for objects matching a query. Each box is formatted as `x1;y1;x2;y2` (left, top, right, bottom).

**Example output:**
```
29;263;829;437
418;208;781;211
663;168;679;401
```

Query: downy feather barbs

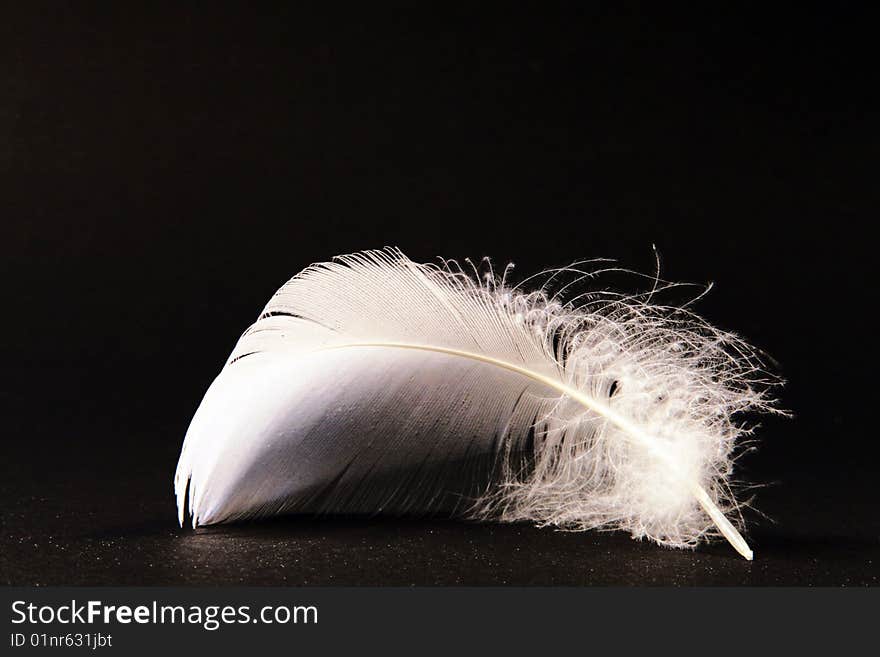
174;248;782;559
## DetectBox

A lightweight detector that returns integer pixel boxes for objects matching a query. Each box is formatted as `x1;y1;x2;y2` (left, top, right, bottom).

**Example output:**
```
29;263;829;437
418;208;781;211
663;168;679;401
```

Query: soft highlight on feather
175;248;780;557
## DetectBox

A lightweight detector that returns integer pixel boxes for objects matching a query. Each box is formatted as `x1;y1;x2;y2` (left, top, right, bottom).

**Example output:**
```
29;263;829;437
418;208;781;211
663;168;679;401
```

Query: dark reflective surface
1;391;877;586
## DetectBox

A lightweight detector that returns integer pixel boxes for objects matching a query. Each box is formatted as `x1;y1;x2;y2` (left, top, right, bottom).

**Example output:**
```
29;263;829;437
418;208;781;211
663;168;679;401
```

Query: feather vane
175;248;779;558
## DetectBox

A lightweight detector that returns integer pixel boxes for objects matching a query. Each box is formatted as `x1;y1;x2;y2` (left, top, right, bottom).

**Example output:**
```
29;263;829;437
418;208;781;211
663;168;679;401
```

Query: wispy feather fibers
174;248;781;558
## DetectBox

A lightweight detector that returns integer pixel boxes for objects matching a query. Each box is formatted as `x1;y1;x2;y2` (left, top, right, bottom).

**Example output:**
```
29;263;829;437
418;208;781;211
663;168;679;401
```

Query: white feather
175;248;780;558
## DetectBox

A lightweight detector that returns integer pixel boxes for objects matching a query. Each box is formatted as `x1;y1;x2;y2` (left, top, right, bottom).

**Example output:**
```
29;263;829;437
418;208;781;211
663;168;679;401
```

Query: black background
1;4;876;585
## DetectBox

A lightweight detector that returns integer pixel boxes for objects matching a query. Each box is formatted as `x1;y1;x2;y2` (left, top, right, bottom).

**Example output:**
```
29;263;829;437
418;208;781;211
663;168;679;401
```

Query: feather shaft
322;341;753;559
